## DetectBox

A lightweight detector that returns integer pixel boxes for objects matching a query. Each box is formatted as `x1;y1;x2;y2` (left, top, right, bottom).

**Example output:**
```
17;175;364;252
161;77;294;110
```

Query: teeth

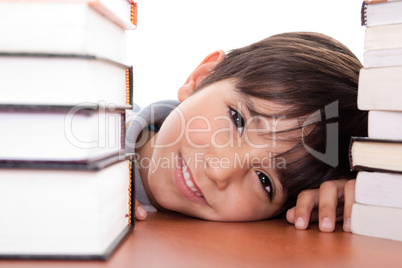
181;158;203;197
185;178;194;188
183;170;190;180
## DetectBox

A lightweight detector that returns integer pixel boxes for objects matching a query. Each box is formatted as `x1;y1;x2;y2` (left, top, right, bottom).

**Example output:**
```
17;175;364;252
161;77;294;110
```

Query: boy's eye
230;108;245;135
256;171;273;200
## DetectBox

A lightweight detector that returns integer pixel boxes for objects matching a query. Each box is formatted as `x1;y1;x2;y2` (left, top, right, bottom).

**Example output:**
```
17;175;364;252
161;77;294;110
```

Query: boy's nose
204;153;242;190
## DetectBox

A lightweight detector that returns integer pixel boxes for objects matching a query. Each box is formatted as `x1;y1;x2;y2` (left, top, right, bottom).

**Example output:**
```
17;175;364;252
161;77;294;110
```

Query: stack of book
0;0;137;260
350;0;402;242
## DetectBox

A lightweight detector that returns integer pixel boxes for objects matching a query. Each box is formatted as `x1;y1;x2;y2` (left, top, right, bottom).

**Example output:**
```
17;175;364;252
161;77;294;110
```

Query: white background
127;0;365;107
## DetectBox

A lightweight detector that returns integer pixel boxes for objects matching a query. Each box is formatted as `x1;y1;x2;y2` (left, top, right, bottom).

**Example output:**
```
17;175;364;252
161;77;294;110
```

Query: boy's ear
178;50;226;102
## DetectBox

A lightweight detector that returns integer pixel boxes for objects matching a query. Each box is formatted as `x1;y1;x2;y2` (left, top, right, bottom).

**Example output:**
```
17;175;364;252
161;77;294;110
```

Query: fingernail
295;217;305;229
321;217;333;230
344;218;351;232
136;206;146;218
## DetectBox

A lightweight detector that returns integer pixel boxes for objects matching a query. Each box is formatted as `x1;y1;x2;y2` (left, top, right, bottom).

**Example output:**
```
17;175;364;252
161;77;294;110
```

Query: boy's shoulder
126;100;180;124
125;100;180;154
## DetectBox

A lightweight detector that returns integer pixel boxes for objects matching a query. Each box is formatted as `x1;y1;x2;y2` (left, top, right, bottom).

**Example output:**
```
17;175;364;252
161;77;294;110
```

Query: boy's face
146;79;298;221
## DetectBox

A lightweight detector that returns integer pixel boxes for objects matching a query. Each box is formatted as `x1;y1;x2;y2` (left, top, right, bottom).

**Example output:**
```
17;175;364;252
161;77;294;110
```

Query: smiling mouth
175;155;208;206
181;158;203;197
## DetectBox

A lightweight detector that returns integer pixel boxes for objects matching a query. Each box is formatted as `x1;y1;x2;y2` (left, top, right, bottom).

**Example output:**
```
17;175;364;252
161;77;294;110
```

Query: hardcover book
355;171;402;209
368;110;402;139
364;0;400;4
358;66;402;111
0;1;129;63
364;23;402;50
0;104;128;161
351;203;402;242
0;155;135;260
361;0;402;26
364;48;402;67
0;0;137;30
349;137;402;173
0;53;133;107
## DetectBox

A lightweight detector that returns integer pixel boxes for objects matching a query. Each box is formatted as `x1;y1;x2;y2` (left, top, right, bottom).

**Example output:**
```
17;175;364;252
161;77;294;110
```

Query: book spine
126;67;133;106
121;112;126;150
128;161;134;225
361;1;368;26
349;137;355;171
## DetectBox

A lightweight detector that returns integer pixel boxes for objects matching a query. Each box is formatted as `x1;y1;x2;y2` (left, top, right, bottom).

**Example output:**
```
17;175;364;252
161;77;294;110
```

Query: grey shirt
125;100;180;212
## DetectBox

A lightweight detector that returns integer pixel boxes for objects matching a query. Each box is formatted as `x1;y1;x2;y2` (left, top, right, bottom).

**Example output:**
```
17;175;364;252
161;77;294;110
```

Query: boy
126;32;367;232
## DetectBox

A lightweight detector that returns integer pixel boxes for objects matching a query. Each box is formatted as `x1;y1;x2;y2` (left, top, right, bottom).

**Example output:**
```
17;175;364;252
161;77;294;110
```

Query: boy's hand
285;179;355;232
135;200;148;221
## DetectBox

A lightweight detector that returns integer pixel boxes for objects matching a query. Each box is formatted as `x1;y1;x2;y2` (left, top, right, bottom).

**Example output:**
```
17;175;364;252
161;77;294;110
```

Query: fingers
286;206;296;224
135;200;147;221
287;179;353;233
318;180;341;232
343;179;356;232
291;189;319;230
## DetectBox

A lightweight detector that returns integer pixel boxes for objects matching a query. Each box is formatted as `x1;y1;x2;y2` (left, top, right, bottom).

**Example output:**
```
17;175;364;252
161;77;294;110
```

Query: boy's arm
285;179;356;232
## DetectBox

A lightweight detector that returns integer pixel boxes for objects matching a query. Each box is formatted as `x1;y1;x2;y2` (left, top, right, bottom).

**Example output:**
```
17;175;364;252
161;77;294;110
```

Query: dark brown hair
195;32;367;213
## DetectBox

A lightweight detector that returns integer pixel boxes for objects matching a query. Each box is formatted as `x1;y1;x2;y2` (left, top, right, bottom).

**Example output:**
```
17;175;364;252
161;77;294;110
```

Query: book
350;137;402;173
368;110;402;139
357;66;402;111
0;0;136;260
361;0;402;26
352;0;402;244
355;171;402;209
0;0;137;30
0;105;127;161
0;1;128;63
0;53;133;107
364;0;401;4
0;155;134;260
364;23;402;50
351;203;402;242
84;0;137;30
364;48;402;67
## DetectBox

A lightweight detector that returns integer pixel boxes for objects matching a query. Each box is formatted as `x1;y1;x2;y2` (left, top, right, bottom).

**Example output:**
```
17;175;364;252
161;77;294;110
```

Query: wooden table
1;212;402;268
